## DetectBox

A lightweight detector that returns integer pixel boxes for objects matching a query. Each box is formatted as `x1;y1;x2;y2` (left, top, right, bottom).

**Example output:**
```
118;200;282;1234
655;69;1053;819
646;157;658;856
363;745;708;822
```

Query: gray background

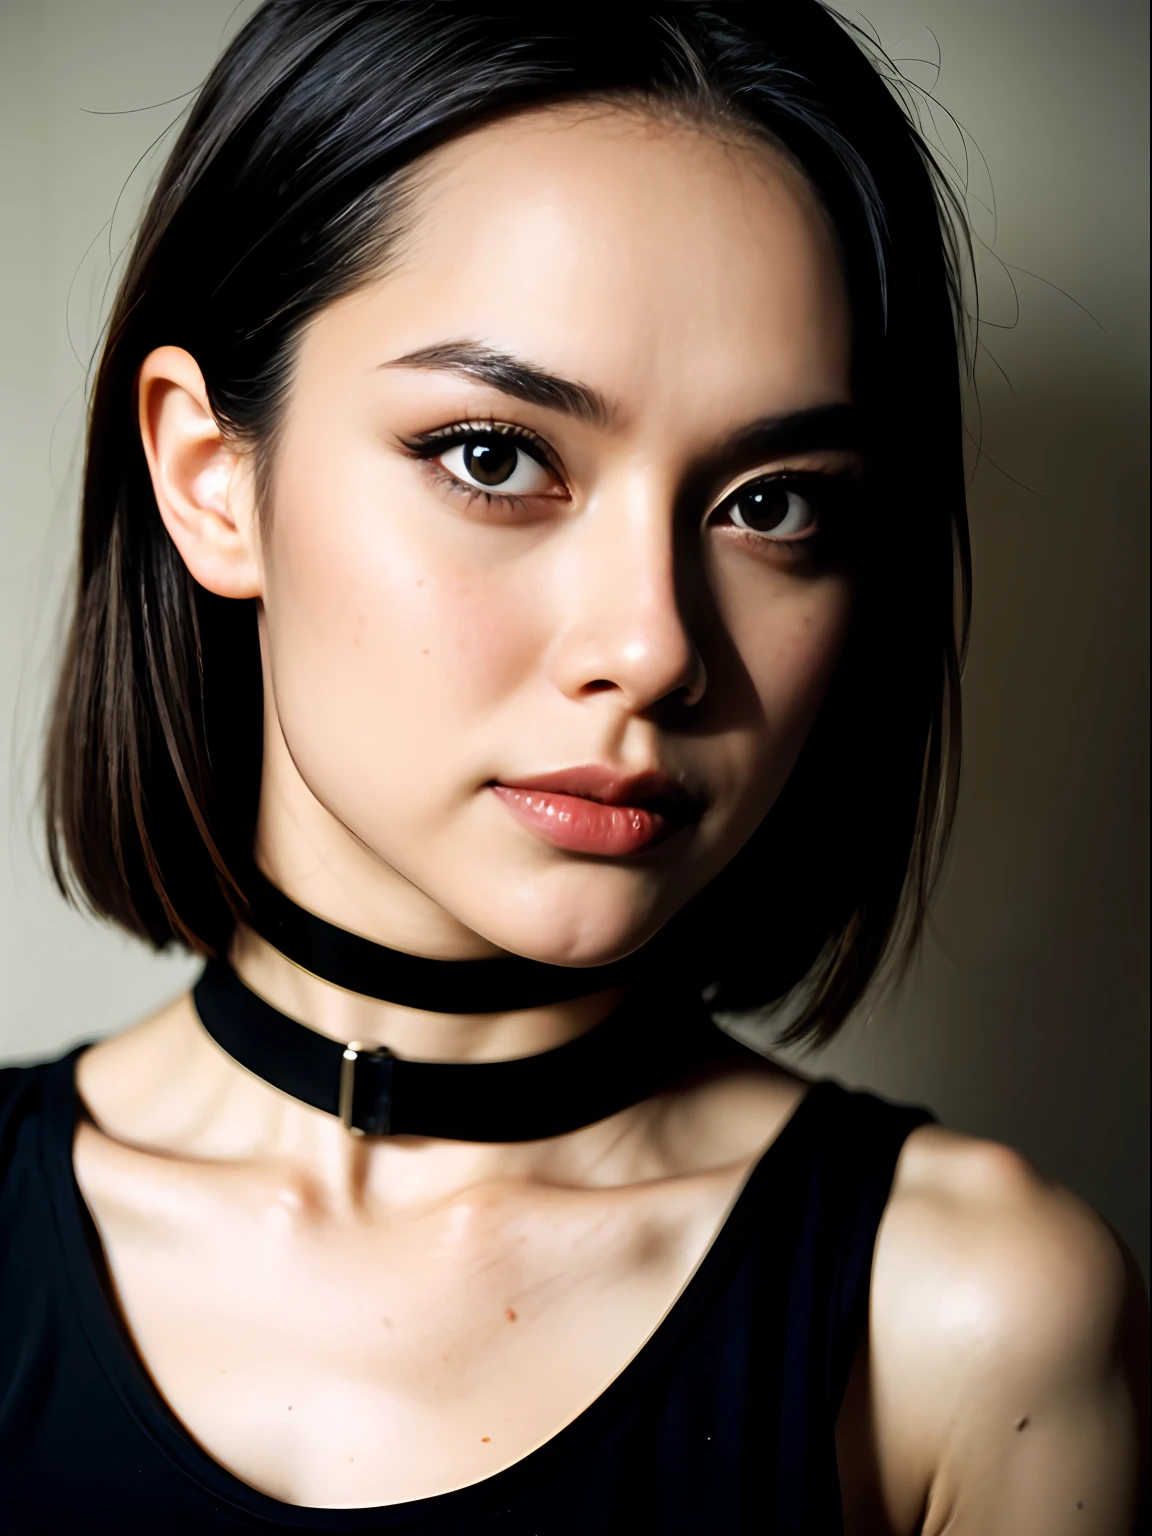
1;2;1148;1281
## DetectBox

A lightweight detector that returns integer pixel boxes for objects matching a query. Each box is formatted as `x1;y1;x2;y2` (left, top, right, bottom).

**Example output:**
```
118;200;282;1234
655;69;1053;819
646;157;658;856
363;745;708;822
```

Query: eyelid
400;418;570;514
401;418;564;479
708;464;856;518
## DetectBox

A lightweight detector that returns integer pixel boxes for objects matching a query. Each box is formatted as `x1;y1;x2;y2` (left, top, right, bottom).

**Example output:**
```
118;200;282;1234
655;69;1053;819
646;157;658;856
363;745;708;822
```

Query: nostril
582;679;617;694
676;654;707;708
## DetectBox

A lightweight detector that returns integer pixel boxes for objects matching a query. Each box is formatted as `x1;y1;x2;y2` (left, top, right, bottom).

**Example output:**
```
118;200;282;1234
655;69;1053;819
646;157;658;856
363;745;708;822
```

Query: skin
72;107;1146;1525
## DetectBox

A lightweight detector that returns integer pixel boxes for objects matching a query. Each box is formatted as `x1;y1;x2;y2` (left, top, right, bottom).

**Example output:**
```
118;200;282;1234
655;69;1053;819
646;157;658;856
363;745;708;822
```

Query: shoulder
0;997;183;1174
0;1052;85;1275
881;1124;1133;1337
862;1122;1148;1535
0;1052;73;1159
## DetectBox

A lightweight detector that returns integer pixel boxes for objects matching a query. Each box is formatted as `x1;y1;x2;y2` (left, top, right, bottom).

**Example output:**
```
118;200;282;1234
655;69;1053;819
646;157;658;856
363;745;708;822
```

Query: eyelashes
400;420;562;512
400;418;863;561
710;469;863;564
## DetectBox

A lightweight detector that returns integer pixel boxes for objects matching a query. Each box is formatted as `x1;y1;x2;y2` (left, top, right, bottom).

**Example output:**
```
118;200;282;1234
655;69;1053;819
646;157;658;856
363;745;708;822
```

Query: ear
136;346;262;600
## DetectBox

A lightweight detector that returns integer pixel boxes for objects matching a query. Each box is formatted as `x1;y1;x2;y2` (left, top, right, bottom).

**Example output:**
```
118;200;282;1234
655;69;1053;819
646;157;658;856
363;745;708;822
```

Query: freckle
417;579;425;588
422;648;430;656
505;1307;517;1322
481;1436;491;1443
1014;1416;1029;1431
1077;1503;1084;1511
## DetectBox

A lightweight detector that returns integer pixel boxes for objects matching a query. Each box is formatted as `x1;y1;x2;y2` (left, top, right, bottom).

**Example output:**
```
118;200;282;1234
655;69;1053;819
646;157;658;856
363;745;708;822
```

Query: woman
0;2;1145;1531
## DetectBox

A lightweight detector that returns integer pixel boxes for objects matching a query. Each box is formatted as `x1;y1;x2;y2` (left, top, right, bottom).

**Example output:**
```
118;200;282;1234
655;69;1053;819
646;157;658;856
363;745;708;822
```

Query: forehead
305;104;852;430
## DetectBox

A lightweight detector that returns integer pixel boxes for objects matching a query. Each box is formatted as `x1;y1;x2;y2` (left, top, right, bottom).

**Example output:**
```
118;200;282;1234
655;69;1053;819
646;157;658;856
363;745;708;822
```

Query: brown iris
463;440;519;487
731;481;805;534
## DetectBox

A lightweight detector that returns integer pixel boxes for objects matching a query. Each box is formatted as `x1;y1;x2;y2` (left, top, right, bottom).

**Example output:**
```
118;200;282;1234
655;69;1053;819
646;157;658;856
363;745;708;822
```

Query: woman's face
254;105;859;964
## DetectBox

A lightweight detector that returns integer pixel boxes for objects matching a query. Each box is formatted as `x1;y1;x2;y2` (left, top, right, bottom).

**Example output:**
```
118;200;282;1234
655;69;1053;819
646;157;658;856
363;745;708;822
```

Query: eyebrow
380;339;863;460
724;402;863;463
380;340;613;428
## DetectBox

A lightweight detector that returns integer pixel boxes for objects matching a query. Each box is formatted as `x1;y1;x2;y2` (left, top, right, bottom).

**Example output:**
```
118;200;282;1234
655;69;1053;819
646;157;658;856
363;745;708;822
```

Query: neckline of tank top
42;1048;839;1525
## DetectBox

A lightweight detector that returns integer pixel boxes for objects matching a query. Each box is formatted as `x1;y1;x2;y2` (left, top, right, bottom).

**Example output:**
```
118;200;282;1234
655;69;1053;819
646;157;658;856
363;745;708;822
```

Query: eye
437;433;556;497
720;476;820;541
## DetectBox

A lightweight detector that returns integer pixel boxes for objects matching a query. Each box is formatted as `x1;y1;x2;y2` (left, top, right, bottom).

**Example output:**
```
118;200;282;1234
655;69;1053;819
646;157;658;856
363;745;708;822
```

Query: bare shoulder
887;1123;1136;1334
856;1121;1149;1536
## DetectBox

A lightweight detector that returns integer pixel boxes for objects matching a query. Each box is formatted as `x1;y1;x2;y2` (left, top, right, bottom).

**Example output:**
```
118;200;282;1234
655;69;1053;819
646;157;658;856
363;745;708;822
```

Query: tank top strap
806;1083;936;1402
740;1077;936;1534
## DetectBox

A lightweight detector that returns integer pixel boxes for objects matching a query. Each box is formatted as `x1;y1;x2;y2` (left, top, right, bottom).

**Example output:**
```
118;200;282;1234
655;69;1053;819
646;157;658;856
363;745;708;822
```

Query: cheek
730;575;854;759
257;426;543;796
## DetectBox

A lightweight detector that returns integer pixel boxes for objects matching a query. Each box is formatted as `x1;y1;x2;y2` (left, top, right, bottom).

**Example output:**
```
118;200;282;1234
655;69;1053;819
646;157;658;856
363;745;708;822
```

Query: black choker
190;874;724;1141
241;862;655;1013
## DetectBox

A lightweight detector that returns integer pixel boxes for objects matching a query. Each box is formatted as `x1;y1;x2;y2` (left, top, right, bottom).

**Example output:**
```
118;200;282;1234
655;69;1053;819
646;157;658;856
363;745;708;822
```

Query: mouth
488;765;705;857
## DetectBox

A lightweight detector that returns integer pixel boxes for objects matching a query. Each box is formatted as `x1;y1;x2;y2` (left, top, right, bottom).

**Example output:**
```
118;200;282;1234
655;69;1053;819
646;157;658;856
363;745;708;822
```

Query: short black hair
44;1;972;1047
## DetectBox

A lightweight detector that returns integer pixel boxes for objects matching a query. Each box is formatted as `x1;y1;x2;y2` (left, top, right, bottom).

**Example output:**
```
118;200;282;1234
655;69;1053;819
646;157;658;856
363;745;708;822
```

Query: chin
454;877;677;971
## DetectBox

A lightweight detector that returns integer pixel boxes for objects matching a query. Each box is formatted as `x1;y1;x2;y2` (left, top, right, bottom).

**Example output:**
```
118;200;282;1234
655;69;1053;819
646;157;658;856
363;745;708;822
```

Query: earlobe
136;345;262;600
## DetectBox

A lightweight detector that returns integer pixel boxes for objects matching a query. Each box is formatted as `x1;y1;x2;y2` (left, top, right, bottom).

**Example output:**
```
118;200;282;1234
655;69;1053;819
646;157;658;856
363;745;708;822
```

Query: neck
187;926;660;1215
229;924;630;1065
82;896;716;1218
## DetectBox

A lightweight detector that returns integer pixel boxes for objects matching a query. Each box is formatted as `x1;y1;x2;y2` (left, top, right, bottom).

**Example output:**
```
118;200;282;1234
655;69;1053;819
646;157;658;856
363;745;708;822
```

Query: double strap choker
191;868;722;1142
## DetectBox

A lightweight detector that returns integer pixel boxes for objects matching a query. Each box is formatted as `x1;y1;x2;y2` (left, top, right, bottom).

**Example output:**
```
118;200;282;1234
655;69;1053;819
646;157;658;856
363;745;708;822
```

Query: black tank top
0;1046;933;1535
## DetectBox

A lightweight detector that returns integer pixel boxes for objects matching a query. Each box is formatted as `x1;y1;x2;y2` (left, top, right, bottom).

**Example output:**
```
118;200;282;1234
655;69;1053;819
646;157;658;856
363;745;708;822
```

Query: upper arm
864;1130;1148;1536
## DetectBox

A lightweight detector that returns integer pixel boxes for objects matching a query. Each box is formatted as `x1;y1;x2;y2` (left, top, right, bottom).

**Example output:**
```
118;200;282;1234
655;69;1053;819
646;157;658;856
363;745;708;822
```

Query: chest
78;1156;729;1509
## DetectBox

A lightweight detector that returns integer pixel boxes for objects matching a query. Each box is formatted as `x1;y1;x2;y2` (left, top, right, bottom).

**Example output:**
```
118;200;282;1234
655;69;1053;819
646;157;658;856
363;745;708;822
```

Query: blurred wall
1;1;1147;1279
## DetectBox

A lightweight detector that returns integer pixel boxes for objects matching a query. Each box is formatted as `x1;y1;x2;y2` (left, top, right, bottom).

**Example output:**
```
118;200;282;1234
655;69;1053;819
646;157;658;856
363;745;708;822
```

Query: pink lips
489;765;702;857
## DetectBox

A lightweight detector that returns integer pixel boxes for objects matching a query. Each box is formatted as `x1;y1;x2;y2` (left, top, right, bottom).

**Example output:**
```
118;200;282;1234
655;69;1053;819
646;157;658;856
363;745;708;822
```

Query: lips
489;765;704;857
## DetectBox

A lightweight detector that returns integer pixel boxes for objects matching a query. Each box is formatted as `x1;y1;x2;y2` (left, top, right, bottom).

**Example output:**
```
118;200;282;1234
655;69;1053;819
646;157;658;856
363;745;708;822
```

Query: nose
547;482;707;713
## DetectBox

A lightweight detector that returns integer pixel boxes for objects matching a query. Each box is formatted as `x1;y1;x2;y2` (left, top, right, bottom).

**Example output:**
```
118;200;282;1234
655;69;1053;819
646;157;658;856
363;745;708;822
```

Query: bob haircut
44;0;971;1048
